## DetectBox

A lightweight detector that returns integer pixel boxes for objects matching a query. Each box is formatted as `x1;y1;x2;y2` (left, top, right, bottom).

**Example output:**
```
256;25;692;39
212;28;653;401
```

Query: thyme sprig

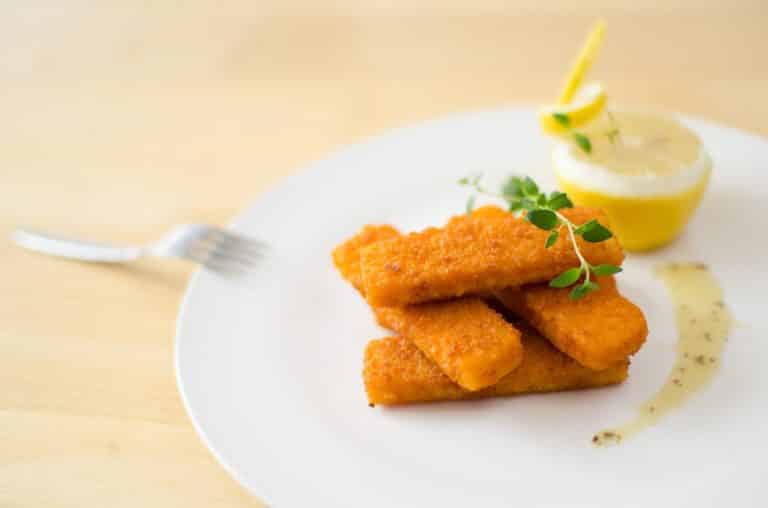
459;175;621;299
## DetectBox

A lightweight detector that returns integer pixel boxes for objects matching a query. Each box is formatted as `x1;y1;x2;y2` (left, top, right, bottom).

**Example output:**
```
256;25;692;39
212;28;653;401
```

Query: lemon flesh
553;111;711;251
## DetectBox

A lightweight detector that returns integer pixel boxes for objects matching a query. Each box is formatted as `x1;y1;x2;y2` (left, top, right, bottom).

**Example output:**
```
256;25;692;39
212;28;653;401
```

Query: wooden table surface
2;2;766;506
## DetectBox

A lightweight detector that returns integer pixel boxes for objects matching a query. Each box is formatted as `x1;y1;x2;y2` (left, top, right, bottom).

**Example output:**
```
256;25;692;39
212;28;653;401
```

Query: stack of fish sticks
332;206;647;406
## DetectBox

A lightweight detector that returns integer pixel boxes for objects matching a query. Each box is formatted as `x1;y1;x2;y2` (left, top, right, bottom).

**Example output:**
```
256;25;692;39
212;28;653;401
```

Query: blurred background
4;1;767;229
2;1;766;506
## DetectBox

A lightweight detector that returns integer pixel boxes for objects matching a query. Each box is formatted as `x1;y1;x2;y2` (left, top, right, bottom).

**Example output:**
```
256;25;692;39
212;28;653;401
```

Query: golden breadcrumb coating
333;225;523;390
360;206;625;307
332;224;400;292
374;300;522;391
363;328;629;405
447;204;510;223
495;277;647;370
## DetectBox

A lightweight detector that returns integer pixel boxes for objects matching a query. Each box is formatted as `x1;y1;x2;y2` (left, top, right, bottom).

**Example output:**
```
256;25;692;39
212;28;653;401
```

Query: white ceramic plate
176;108;768;507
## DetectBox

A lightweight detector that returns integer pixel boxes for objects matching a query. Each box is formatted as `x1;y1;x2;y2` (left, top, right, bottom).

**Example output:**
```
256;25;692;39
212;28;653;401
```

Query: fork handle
13;229;143;263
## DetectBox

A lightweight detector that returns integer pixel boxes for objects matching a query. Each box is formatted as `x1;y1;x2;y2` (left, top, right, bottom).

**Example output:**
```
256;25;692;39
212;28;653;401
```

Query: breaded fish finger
332;224;401;292
363;329;629;406
360;207;625;307
496;277;647;370
333;226;524;391
373;301;523;391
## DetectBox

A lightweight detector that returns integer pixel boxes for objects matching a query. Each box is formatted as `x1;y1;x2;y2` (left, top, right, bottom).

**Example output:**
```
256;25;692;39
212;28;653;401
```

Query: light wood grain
2;1;766;506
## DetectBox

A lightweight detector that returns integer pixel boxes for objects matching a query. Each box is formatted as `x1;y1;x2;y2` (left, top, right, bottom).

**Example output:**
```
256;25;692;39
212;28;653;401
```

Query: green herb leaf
581;222;613;242
458;177;469;185
507;198;522;212
570;280;600;300
522;176;539;196
545;230;559;249
550;267;582;288
465;195;476;216
527;209;558;230
471;175;482;186
520;198;538;211
552;112;571;127
547;191;573;210
575;219;613;242
537;194;548;206
501;176;523;198
572;132;592;154
574;219;598;235
591;264;623;276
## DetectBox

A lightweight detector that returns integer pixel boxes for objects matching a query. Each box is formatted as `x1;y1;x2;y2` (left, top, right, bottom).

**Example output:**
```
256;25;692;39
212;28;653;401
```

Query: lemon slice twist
539;20;607;134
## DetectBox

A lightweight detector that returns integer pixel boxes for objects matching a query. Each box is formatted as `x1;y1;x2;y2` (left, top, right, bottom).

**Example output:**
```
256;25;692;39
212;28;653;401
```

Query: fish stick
332;225;401;292
360;206;625;307
495;277;647;370
447;204;510;223
364;328;629;406
333;226;524;391
373;301;523;391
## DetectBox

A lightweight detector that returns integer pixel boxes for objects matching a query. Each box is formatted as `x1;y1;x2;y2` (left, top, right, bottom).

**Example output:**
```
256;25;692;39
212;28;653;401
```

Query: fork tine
208;245;262;266
208;228;266;251
206;232;262;262
204;250;260;274
218;239;266;257
203;257;253;276
165;225;264;272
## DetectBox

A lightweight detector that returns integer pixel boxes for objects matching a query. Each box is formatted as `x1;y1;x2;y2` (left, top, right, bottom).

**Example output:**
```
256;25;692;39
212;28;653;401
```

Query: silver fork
12;224;265;274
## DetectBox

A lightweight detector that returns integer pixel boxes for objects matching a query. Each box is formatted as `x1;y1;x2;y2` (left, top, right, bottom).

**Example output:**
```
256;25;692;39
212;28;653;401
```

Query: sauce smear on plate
593;262;732;445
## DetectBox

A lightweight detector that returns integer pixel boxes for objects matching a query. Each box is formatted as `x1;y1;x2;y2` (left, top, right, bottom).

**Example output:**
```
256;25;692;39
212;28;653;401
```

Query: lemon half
553;111;711;251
